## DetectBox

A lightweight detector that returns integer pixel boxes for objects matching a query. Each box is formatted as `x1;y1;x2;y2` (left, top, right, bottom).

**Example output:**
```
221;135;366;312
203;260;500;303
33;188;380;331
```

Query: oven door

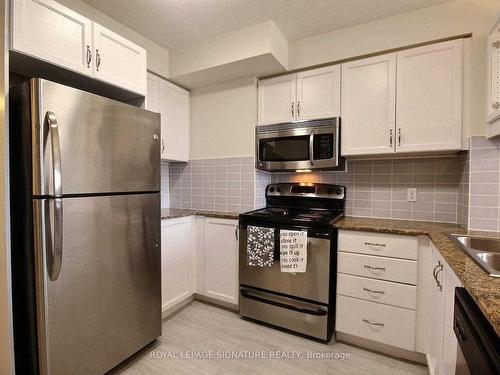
239;224;334;304
255;119;339;171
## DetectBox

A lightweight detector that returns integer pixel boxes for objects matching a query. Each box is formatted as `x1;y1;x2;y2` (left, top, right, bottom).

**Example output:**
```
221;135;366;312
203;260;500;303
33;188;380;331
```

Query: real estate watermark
149;350;351;361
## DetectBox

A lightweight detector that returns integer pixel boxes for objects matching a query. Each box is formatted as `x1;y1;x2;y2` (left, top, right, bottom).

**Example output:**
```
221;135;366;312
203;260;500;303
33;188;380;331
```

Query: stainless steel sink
449;235;500;277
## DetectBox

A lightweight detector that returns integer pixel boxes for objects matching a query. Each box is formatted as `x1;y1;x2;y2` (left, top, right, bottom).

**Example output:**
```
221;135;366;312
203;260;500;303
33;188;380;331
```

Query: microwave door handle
309;131;314;165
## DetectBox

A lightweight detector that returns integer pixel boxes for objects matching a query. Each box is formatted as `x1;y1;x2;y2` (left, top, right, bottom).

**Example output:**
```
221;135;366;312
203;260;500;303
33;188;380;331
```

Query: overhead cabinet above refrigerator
10;0;147;96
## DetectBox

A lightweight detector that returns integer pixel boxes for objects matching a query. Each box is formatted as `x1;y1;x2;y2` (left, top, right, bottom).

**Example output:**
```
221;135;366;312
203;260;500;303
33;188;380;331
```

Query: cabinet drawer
337;273;417;310
338;252;418;285
336;295;416;351
338;230;418;260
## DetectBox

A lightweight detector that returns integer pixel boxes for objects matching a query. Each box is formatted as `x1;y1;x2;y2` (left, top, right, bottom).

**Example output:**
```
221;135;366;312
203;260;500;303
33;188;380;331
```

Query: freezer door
33;194;161;375
31;79;160;196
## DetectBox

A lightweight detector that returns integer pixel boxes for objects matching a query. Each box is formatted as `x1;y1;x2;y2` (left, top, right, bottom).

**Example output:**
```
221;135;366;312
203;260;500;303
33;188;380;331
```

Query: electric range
238;183;345;341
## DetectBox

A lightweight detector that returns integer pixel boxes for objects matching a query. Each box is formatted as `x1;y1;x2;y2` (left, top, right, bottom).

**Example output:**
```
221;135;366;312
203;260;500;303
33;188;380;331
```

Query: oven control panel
266;183;345;200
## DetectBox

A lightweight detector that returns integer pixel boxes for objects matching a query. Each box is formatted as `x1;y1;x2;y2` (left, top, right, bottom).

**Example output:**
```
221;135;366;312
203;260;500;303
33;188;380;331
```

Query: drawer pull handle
363;287;385;295
364;265;386;271
363;319;385;327
364;242;386;247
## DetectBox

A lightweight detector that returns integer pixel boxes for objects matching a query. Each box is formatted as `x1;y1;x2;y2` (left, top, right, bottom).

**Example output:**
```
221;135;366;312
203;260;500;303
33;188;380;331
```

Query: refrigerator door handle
44;111;63;280
45;198;63;281
45;111;62;197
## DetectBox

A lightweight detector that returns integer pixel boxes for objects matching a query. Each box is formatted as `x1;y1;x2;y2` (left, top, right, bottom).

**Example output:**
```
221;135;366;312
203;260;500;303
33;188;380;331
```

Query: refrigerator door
33;193;161;375
31;79;160;196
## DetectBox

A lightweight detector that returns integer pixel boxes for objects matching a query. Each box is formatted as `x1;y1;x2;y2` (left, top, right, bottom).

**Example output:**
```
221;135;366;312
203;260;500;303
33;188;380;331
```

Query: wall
189;77;257;159
57;0;170;77
272;157;467;224
290;0;500;136
169;156;257;213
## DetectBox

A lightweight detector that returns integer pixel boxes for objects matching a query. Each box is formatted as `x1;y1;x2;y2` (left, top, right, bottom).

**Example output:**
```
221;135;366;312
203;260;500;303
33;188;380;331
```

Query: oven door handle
309;130;315;165
240;289;327;316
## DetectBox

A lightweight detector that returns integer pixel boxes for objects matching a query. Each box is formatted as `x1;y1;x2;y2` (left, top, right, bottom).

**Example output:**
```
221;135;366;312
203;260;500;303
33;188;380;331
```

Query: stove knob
269;187;275;193
276;187;281;192
336;189;342;195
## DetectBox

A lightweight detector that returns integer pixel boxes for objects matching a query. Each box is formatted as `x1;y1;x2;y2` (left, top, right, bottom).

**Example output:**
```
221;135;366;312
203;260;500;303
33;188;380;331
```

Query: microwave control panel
314;134;334;160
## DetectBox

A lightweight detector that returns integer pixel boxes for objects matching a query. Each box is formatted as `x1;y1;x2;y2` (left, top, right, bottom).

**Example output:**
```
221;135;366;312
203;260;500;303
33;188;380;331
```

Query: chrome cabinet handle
363;287;385;295
398;128;401;146
364;265;385;271
434;261;443;292
297;101;301;117
364;241;386;247
389;129;393;147
235;227;238;240
161;139;165;153
291;102;294;117
363;319;384;327
44;112;63;281
86;45;92;68
96;49;101;71
309;130;314;165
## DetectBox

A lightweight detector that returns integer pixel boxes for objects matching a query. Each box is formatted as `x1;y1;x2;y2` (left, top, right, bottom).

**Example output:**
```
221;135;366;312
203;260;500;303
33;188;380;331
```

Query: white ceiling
82;0;455;50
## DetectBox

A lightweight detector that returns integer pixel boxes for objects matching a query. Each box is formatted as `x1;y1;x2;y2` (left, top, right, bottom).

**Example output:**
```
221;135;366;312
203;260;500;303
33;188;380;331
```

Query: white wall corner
269;21;289;70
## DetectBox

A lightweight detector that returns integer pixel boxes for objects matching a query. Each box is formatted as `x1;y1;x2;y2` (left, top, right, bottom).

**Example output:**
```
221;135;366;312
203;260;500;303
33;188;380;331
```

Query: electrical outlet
407;188;417;202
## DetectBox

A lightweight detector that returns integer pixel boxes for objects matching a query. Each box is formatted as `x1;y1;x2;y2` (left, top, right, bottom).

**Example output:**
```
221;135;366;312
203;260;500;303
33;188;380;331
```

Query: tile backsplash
272;157;467;224
160;162;170;208
468;136;500;231
169;156;257;213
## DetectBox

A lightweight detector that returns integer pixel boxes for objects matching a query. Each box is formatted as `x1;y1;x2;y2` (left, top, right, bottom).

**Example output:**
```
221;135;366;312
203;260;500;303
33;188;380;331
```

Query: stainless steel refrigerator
10;79;162;375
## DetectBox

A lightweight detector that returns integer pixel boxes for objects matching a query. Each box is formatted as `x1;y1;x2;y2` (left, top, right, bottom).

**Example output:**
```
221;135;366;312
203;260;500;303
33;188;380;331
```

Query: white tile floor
110;301;428;375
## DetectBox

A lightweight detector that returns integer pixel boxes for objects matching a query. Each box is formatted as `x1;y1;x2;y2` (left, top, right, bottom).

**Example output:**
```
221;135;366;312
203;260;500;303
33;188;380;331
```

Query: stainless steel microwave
255;118;341;172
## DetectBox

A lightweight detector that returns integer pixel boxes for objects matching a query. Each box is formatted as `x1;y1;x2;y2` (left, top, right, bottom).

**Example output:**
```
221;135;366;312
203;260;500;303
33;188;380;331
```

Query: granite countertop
161;208;239;220
334;216;500;336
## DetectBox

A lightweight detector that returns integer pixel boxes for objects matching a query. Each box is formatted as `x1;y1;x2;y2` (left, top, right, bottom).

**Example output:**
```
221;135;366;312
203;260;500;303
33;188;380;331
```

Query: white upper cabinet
92;23;147;95
258;65;341;125
258;73;296;125
147;72;190;162
487;17;500;135
296;65;341;121
11;0;93;76
11;0;147;96
396;40;463;153
341;53;396;156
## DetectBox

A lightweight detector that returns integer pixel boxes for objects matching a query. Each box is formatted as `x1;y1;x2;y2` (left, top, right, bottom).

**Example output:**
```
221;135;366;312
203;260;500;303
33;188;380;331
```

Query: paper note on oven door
280;230;307;273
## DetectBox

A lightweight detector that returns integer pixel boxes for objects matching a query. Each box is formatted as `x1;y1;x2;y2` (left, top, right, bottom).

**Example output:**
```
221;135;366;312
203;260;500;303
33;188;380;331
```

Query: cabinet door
487;24;500;123
159;80;190;162
296;65;340;121
427;249;446;375
161;217;194;313
146;73;159;112
341;53;396;156
396;40;463;153
258;74;296;125
442;266;462;375
11;0;92;76
203;218;239;305
92;23;147;95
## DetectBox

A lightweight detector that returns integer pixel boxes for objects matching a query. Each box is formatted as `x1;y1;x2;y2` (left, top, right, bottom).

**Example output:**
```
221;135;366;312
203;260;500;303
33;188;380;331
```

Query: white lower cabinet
202;218;239;305
337;230;462;375
427;243;462;375
161;216;239;316
161;217;194;314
